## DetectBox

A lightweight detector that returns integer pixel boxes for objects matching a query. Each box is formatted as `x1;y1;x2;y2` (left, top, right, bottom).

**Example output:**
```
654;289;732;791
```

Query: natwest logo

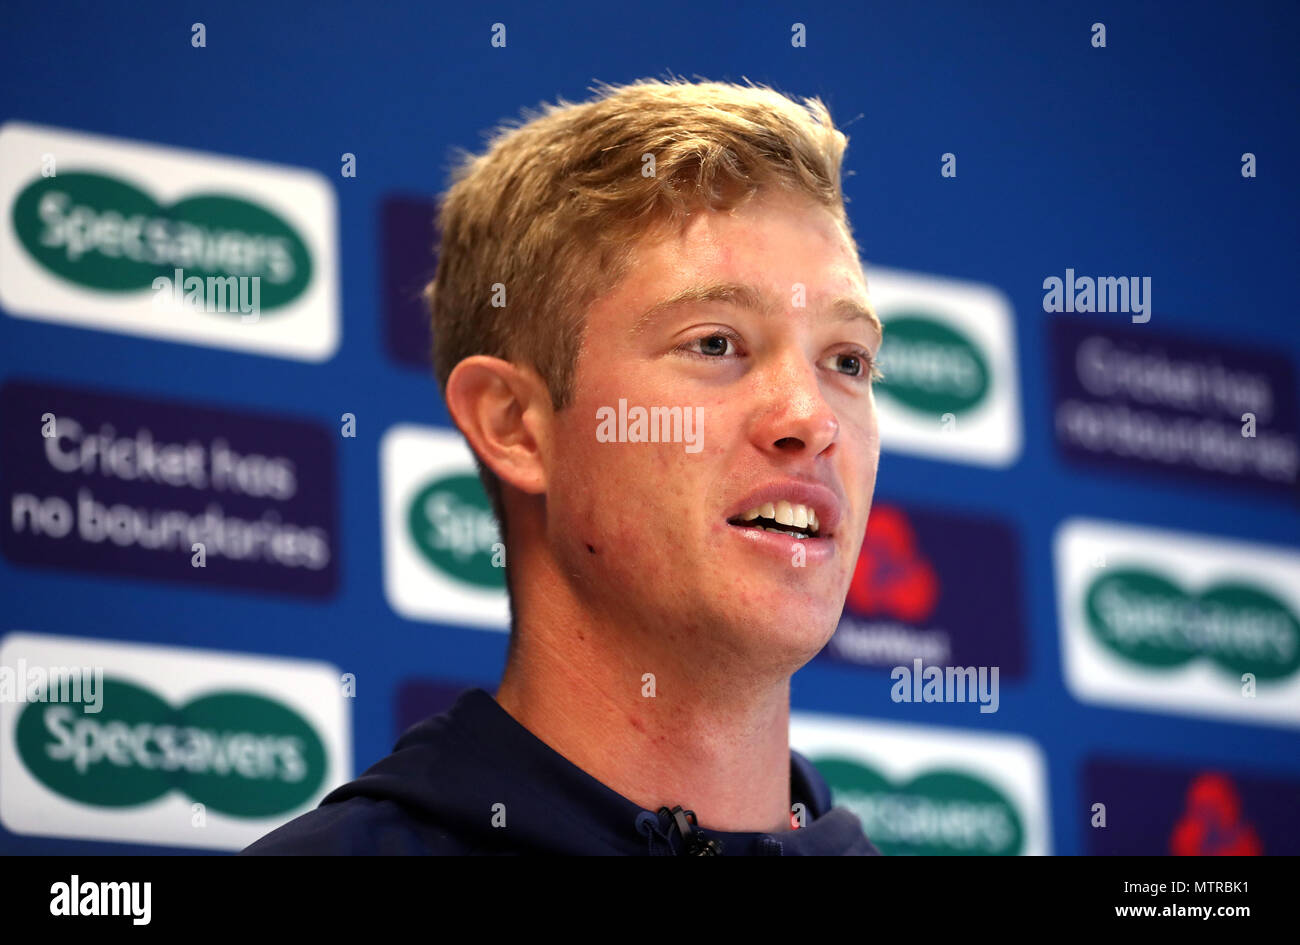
1083;757;1297;855
821;501;1026;678
845;505;939;622
1171;773;1262;856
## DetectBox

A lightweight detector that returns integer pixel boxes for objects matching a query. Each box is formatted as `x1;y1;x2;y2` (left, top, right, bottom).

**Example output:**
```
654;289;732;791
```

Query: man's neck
495;582;795;834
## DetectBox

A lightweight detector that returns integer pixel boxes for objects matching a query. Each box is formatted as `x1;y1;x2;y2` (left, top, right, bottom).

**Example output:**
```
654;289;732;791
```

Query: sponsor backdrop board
0;633;349;850
1;4;1298;855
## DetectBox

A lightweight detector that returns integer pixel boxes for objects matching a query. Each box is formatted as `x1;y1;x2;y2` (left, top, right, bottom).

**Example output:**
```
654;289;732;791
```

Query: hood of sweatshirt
244;687;880;856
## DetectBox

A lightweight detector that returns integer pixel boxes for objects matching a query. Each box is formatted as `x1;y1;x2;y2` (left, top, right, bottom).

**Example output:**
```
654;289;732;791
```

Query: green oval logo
407;473;504;589
815;756;1024;855
17;679;175;808
874;313;990;415
1085;569;1300;681
15;678;328;817
12;171;311;311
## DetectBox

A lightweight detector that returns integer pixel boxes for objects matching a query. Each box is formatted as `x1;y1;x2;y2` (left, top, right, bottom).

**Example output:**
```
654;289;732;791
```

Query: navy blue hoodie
242;687;880;856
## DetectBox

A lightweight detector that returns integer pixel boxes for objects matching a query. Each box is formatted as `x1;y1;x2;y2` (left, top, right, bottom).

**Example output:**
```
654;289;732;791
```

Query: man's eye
824;349;879;380
690;334;734;357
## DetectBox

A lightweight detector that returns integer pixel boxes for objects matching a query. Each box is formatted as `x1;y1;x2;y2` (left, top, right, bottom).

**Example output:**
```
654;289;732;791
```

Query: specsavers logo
16;679;327;818
407;473;503;590
813;758;1024;855
875;313;990;416
868;266;1021;466
0;122;338;360
1085;570;1299;681
382;424;509;629
13;172;311;307
0;633;349;850
1056;518;1300;728
790;712;1050;855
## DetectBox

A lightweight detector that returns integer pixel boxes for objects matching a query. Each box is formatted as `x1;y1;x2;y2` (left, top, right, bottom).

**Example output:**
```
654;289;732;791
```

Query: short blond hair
426;76;856;523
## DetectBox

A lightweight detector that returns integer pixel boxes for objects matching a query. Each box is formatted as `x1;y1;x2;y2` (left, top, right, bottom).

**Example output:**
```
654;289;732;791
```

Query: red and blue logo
820;500;1026;678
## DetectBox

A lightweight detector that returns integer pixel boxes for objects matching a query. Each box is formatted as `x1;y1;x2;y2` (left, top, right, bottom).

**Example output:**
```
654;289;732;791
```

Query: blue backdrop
2;0;1297;855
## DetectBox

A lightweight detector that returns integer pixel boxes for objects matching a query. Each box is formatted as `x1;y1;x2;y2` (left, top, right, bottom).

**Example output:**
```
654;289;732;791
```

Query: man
244;76;883;855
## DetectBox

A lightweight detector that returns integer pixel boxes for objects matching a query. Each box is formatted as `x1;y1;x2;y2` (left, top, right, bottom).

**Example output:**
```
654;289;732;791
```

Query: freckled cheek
560;395;728;549
826;417;877;539
841;409;881;459
634;446;705;524
605;448;715;577
556;440;673;543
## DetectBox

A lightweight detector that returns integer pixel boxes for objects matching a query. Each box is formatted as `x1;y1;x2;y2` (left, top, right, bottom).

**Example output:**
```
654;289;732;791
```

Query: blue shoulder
239;796;473;856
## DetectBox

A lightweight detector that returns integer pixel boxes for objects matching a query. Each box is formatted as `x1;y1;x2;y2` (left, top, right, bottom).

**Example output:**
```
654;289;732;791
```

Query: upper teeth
738;501;819;532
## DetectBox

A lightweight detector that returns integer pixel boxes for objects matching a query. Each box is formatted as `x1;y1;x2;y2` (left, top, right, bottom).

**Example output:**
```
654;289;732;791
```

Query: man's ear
444;356;551;496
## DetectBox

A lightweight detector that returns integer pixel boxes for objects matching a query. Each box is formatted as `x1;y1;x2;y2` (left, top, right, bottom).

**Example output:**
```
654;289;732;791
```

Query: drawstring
634;807;724;855
662;806;723;855
635;810;678;856
635;808;791;855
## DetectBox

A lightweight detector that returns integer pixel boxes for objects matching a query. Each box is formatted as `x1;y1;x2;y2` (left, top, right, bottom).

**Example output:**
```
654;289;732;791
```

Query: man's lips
724;480;843;539
726;524;837;565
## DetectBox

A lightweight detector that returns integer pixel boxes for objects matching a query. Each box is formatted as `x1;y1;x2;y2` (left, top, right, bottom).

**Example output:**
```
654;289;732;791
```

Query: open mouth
727;501;821;540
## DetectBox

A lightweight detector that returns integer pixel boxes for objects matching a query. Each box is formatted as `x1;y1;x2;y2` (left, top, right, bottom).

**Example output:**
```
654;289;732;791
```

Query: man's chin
713;606;842;668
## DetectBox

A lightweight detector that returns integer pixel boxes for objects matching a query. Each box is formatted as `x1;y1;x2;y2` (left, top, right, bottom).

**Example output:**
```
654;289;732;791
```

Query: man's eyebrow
631;282;778;335
631;280;882;341
828;295;884;342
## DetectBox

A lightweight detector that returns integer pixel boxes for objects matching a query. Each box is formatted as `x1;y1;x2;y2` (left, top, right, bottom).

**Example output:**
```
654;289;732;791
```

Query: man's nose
750;351;839;457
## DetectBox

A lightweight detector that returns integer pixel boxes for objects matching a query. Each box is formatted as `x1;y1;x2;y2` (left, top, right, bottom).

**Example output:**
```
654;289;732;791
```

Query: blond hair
426;76;855;525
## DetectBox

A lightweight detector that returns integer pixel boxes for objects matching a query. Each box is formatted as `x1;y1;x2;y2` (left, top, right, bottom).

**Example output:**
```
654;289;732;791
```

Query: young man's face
546;188;881;670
